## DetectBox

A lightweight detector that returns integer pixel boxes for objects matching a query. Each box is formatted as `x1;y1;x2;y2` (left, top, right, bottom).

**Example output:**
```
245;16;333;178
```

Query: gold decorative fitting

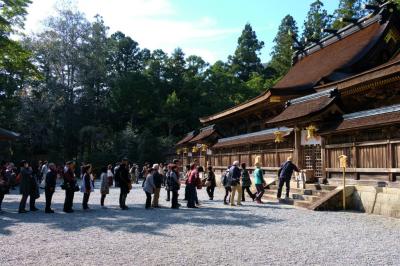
182;147;188;154
274;131;284;143
201;144;208;152
306;124;317;140
176;149;181;155
192;146;198;153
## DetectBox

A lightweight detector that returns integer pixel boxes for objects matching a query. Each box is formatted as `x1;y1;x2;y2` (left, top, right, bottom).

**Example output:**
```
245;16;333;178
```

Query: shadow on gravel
0;202;284;236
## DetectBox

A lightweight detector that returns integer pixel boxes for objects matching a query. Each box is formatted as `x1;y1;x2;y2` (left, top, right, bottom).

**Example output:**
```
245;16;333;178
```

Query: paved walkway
1;184;400;265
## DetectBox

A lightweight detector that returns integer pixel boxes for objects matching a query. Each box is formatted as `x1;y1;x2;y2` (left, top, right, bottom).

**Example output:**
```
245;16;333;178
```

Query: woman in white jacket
143;167;156;209
100;167;109;207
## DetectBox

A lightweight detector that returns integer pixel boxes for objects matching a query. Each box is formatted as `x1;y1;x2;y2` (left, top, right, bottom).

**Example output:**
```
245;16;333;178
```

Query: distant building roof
0;128;20;141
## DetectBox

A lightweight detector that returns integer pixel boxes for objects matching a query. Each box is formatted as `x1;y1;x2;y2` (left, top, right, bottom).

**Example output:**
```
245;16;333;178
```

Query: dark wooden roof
176;131;197;146
0;128;20;141
189;125;218;143
274;15;386;91
213;127;292;148
267;89;340;125
320;104;400;134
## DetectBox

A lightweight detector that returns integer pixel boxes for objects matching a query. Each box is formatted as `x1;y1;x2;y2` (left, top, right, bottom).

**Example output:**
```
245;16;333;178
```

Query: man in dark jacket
277;156;300;199
19;161;39;213
63;161;76;213
45;163;57;213
152;164;163;208
117;158;131;210
229;161;242;206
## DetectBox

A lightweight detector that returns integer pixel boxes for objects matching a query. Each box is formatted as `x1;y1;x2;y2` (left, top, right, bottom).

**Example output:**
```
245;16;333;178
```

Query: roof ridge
343;104;400;120
218;127;292;143
289;88;337;105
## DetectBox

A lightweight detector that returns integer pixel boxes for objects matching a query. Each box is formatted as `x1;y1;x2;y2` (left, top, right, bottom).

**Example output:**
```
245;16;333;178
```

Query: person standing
183;164;191;201
19;161;39;213
277;156;299;199
0;163;10;213
222;166;231;205
205;166;216;200
44;163;57;213
63;161;77;213
169;164;181;209
107;164;114;187
229;161;242;206
81;165;93;210
254;161;265;204
117;158;131;210
143;168;156;209
241;163;255;202
152;164;163;208
100;167;109;208
187;163;199;208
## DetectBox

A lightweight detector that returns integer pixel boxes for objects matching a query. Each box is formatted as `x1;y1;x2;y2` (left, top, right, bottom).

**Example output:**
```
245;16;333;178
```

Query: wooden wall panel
395;144;400;168
327;147;352;168
263;153;276;167
358;145;387;168
240;154;250;165
278;151;293;165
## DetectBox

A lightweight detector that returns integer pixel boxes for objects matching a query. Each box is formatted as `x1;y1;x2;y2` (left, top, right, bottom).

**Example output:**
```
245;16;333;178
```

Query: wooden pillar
352;142;359;180
388;141;395;182
294;126;303;168
321;136;327;182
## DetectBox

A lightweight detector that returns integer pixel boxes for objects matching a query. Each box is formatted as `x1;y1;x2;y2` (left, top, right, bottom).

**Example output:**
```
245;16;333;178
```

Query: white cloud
23;0;239;63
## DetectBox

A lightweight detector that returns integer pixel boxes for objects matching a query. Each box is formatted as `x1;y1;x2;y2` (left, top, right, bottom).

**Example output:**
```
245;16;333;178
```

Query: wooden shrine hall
176;2;400;186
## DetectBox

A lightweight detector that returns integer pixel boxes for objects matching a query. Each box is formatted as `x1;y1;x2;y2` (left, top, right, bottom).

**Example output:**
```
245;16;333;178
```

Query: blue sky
24;0;339;63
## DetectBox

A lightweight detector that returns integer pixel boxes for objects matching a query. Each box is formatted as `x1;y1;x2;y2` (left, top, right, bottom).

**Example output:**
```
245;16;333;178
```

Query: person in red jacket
186;163;199;208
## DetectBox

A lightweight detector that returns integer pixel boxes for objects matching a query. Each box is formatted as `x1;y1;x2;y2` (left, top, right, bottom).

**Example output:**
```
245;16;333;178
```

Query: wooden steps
262;180;338;209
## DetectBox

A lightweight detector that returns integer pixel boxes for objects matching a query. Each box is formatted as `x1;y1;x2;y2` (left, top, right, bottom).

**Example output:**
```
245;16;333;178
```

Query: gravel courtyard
1;184;400;266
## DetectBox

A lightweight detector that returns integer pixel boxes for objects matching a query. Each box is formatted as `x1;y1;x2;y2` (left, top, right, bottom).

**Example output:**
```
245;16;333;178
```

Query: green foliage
331;0;369;29
302;0;331;43
229;23;265;82
269;15;298;79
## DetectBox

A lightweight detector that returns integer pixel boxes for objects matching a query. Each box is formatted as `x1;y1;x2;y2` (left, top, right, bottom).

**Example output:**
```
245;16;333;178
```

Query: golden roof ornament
306;124;317;140
274;131;284;143
192;145;198;153
176;149;181;155
201;144;208;152
183;147;188;154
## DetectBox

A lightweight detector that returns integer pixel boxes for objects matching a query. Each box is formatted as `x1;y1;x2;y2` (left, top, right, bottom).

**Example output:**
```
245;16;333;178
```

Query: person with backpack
221;166;231;205
241;163;255;202
229;161;242;206
277;156;300;199
205;166;216;200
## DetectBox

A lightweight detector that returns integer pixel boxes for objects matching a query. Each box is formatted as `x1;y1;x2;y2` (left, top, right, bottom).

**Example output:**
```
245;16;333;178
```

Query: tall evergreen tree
269;15;298;78
229;23;264;82
331;0;370;29
302;0;331;44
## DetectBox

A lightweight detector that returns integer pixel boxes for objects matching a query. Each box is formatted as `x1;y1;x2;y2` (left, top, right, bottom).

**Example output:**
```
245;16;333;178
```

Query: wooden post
388;142;395;182
321;137;327;183
352;142;359;180
294;126;302;168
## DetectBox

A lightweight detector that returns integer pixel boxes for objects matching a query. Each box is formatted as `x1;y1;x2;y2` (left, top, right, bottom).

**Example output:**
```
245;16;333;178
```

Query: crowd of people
0;156;299;214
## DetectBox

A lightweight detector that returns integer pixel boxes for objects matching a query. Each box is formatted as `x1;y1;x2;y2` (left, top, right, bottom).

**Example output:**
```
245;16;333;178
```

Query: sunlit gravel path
1;183;400;265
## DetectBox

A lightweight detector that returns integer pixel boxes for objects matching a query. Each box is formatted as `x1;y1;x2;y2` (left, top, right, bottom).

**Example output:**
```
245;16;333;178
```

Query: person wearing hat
229;161;242;206
63;161;77;213
116;158;131;210
18;160;39;213
152;164;163;208
44;163;57;213
277;156;299;199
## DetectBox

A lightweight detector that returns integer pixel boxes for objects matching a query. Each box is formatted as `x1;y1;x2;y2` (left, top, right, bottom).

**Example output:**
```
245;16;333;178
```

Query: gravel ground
1;183;400;266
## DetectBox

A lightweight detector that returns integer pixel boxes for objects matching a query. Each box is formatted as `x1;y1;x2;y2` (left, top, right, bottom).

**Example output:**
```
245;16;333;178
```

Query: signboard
300;130;321;146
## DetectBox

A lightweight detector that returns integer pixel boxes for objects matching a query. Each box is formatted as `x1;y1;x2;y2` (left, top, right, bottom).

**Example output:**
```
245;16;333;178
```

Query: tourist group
0;157;299;213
